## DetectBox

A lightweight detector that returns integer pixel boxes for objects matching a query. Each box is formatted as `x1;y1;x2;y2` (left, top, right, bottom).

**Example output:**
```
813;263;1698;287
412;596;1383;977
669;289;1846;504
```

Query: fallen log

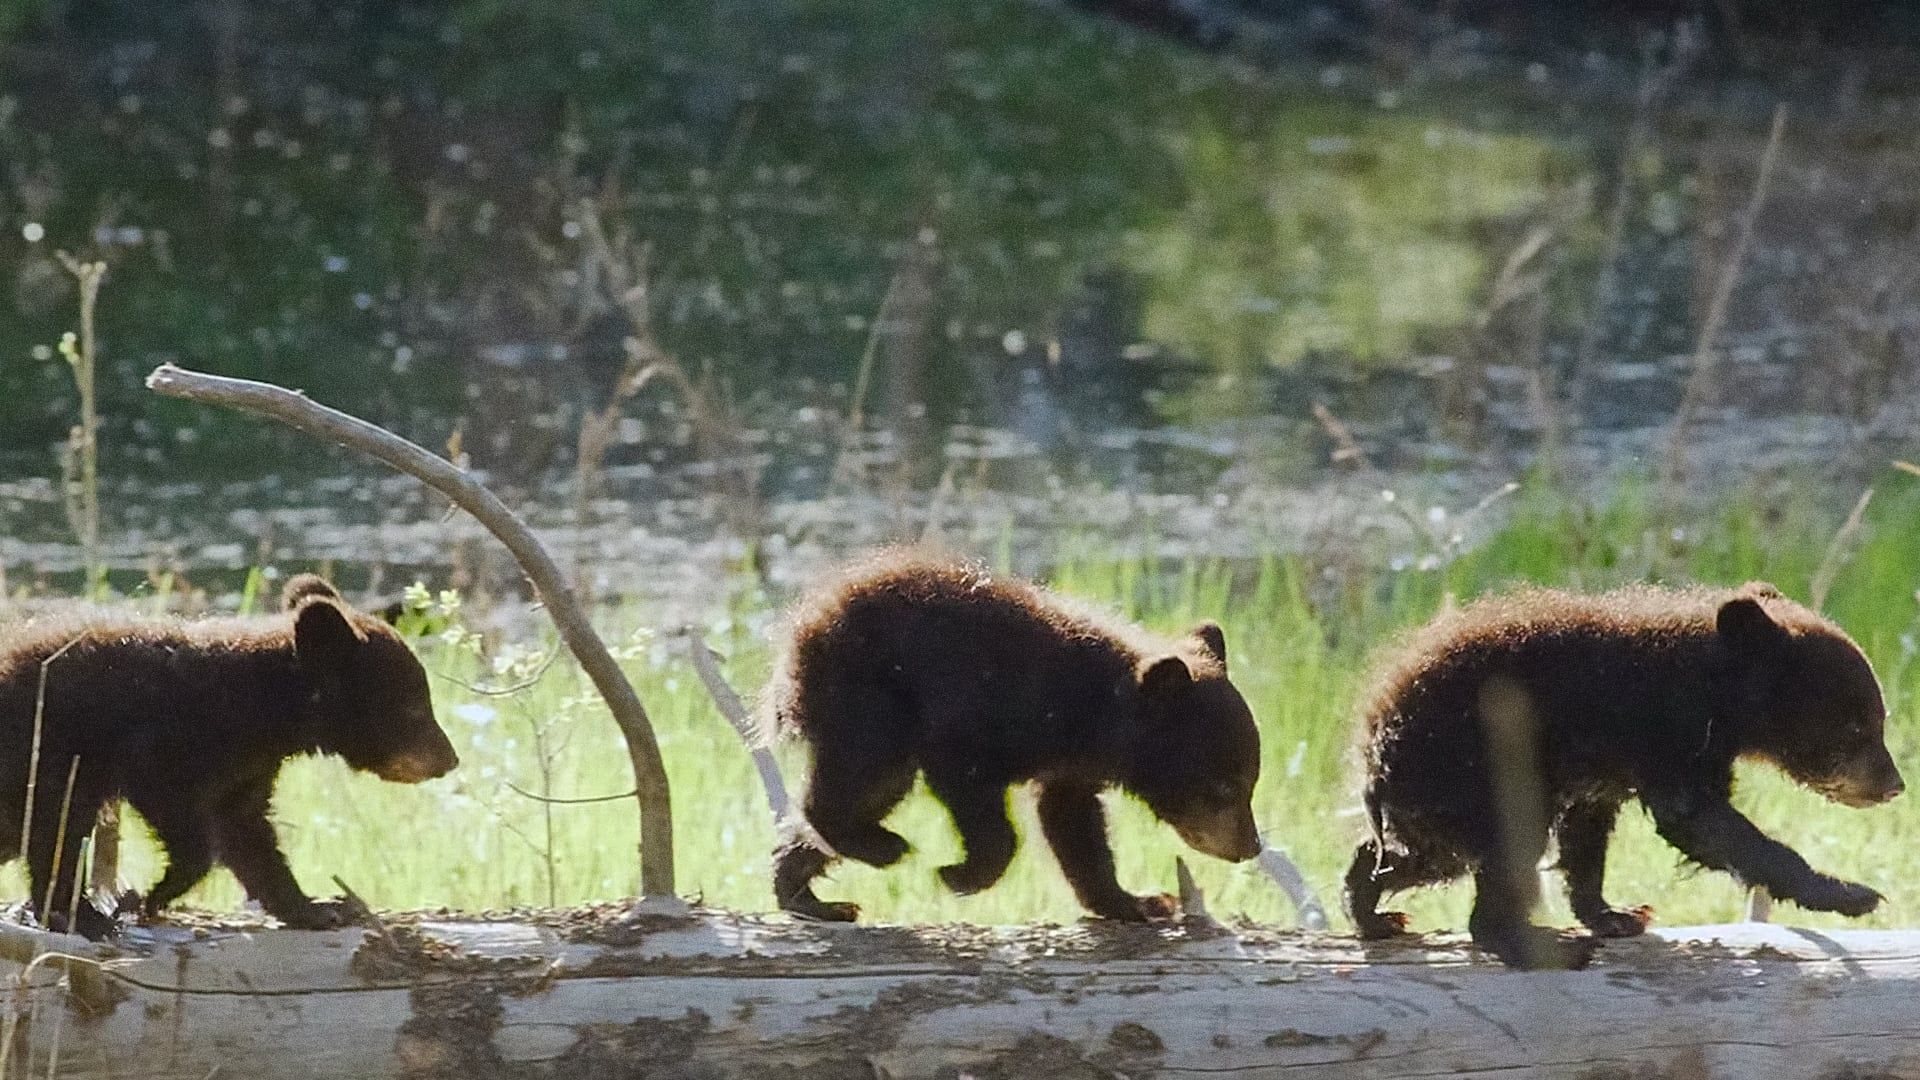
2;911;1916;1079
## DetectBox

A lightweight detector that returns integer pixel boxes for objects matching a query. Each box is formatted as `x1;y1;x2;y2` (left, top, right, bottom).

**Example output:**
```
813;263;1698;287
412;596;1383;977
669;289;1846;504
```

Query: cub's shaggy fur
766;552;1263;922
1346;581;1901;968
0;575;457;937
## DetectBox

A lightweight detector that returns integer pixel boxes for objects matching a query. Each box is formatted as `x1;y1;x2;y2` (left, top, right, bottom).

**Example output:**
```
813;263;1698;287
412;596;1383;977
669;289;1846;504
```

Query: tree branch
144;364;674;897
674;625;791;821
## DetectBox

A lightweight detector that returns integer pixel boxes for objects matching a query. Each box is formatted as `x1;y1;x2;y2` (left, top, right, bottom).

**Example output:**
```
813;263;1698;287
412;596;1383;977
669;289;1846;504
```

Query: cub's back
767;552;1185;741
0;613;290;749
1360;586;1728;745
788;555;1153;668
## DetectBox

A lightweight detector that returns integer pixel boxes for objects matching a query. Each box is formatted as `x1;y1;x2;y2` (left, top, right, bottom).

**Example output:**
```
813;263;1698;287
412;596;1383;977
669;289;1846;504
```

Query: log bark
5;914;1918;1079
143;364;674;897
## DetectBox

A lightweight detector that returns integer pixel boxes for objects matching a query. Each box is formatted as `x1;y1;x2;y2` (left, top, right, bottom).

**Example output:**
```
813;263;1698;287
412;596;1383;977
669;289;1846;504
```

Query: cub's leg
213;778;345;929
1342;839;1452;940
25;775;116;938
775;740;915;922
1038;780;1174;921
135;806;215;918
1468;843;1595;970
925;767;1016;896
1644;787;1882;917
1556;800;1652;938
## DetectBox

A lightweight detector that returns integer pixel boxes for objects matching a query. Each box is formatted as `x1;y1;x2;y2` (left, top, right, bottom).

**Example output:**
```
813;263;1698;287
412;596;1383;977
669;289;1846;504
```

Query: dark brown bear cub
768;553;1263;922
0;575;458;938
1345;581;1901;969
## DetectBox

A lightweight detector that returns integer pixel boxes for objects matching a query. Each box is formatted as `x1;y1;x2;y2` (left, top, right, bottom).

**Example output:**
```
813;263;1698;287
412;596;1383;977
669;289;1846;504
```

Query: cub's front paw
50;902;120;941
276;898;351;930
1796;877;1882;918
1087;891;1179;922
1580;905;1654;938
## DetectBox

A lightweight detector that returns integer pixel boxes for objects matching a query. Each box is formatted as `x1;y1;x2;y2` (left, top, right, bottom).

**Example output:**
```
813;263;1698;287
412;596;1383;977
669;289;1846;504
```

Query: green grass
10;470;1920;934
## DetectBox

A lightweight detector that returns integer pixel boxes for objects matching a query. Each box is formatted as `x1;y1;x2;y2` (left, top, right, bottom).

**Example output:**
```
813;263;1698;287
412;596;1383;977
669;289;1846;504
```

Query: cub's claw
1796;877;1881;918
1087;891;1179;922
1582;905;1654;938
1354;910;1412;940
277;899;350;930
1475;925;1599;970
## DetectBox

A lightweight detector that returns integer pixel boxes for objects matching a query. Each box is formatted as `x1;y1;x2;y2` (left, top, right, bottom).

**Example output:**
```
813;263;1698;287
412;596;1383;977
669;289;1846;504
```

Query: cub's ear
1739;580;1785;601
1141;655;1193;695
1717;595;1789;655
283;574;343;611
294;598;365;674
1192;622;1227;669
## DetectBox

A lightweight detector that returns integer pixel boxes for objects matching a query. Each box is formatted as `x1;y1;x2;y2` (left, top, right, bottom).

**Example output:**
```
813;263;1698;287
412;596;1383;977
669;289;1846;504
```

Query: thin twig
433;649;561;697
330;875;393;943
1255;843;1329;931
1311;401;1373;471
20;640;81;902
1174;857;1217;928
147;364;675;897
505;781;639;805
39;758;79;920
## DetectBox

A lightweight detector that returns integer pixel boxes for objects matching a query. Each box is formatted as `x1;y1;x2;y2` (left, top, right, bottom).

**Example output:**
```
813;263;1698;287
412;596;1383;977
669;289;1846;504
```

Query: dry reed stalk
1663;104;1788;490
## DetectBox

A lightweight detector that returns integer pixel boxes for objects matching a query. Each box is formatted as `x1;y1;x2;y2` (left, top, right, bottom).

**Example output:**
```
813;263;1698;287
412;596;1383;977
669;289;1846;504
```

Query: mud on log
2;913;1918;1079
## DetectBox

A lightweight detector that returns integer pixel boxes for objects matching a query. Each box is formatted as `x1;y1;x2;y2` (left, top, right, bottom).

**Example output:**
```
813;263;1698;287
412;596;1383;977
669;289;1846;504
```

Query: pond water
3;2;1918;609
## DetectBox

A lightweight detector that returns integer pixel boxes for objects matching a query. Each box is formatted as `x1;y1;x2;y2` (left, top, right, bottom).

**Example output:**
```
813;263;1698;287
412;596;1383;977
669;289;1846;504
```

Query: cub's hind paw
1354;910;1412;940
1474;925;1597;970
1582;905;1653;938
938;860;1005;896
779;891;862;922
49;902;120;941
792;901;862;923
1086;891;1178;922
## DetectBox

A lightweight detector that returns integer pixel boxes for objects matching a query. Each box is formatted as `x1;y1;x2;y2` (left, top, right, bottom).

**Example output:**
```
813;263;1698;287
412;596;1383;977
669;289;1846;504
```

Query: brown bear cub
767;553;1263;922
0;575;458;938
1346;581;1902;969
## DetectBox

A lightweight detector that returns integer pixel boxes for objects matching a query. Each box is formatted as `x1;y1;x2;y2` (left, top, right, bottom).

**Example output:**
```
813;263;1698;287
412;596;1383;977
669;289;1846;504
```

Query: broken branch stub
144;363;674;897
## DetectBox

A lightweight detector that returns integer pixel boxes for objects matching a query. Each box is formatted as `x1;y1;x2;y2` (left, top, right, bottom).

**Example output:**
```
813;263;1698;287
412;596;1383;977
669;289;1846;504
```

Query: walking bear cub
767;553;1263;922
0;575;458;938
1346;581;1902;969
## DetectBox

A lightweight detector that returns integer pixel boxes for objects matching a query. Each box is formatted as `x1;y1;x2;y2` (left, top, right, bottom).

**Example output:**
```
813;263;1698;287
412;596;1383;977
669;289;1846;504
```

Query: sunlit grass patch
11;474;1919;933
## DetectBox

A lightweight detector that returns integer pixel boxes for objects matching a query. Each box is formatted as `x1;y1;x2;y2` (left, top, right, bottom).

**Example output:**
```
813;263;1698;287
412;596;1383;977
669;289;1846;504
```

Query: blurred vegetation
0;0;1597;474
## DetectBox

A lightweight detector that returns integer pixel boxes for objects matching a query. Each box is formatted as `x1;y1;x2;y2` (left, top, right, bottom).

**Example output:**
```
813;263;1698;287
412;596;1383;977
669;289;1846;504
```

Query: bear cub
0;575;458;937
767;552;1264;922
1345;581;1902;969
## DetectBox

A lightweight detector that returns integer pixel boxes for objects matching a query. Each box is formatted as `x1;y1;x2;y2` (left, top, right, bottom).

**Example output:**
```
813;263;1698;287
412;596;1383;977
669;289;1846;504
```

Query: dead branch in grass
505;781;640;806
675;625;791;821
1663;103;1788;491
145;364;675;897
